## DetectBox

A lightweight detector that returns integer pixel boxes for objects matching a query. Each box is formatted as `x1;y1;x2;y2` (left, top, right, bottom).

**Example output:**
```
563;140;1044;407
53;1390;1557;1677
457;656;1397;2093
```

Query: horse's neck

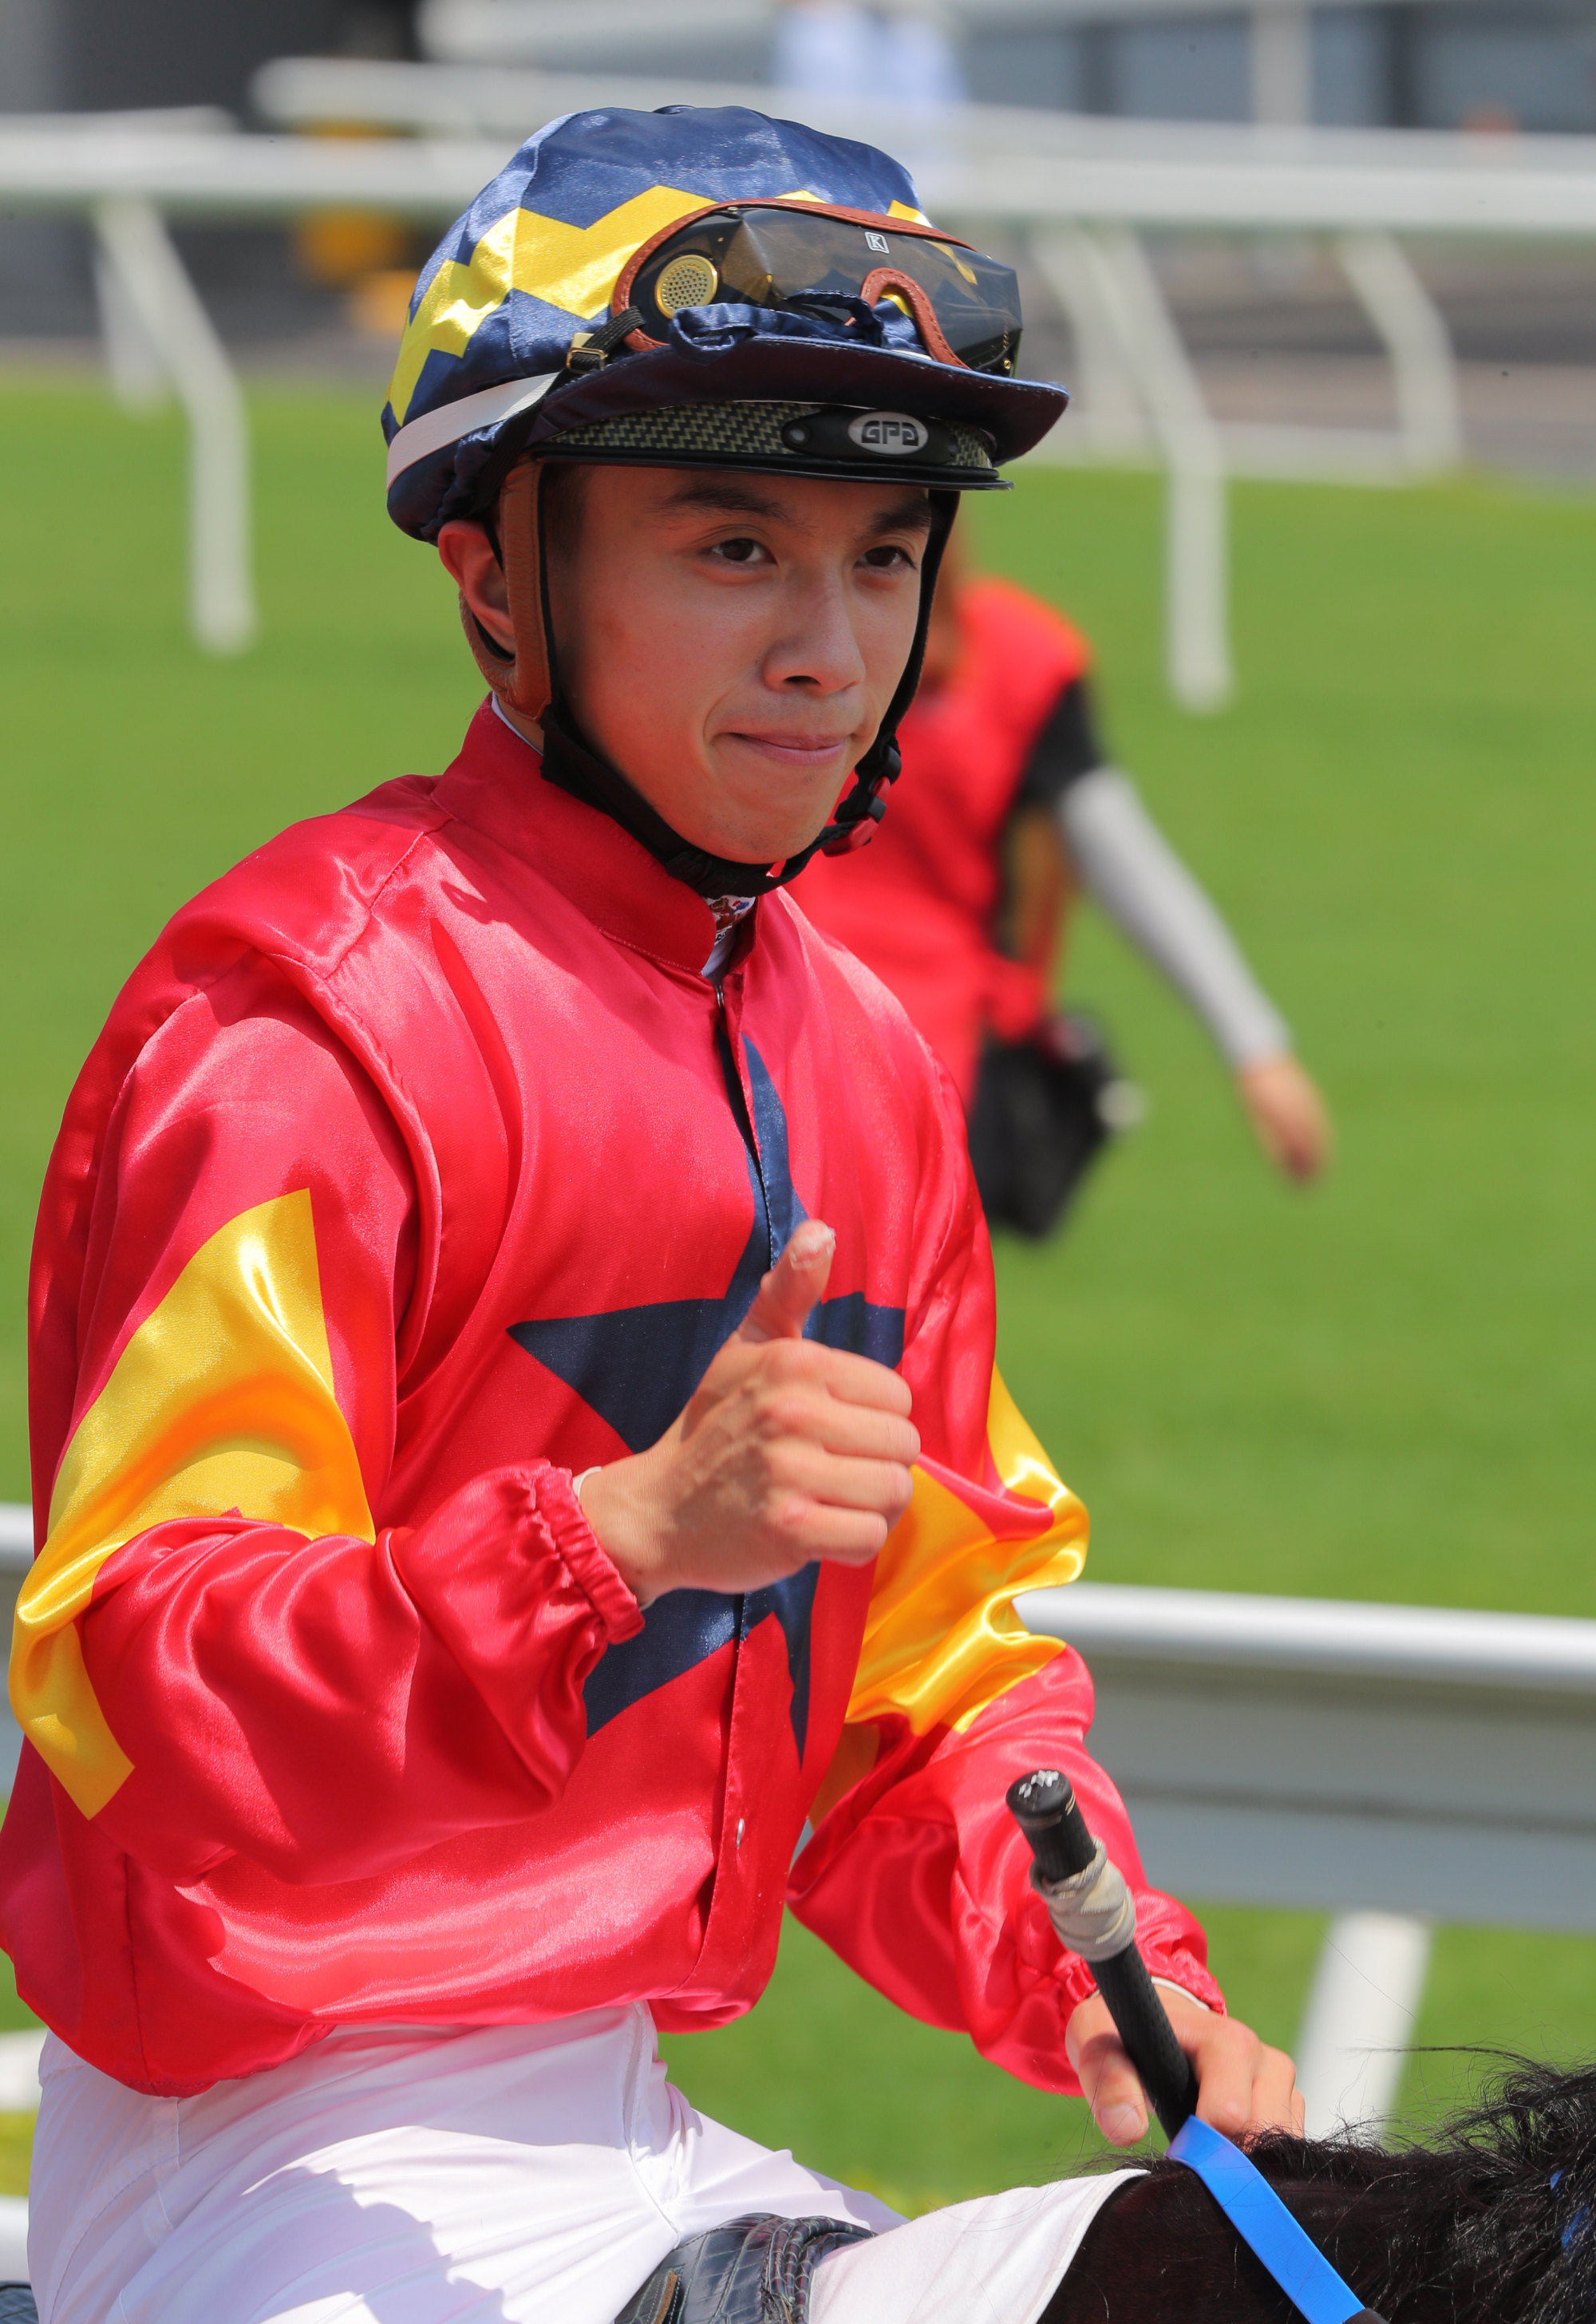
1041;2170;1307;2324
1041;2164;1425;2324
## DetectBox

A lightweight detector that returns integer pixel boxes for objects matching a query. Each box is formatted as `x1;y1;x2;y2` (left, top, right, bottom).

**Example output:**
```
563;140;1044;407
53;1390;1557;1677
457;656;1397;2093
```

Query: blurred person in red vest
795;536;1330;1231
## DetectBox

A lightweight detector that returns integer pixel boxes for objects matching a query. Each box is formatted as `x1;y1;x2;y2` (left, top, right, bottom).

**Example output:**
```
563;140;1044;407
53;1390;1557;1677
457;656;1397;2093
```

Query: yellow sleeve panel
845;1367;1088;1740
11;1190;373;1819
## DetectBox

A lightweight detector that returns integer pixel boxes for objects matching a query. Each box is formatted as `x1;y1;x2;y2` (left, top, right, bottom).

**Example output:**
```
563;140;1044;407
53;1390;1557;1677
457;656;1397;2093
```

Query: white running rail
7;100;1596;694
1021;1579;1596;2132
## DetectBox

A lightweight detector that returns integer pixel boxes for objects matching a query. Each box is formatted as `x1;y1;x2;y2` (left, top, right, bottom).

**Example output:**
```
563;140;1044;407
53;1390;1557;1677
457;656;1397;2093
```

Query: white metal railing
251;66;1596;706
1021;1581;1596;2132
6;101;1596;702
1030;223;1233;708
1;1504;1590;2136
92;196;255;653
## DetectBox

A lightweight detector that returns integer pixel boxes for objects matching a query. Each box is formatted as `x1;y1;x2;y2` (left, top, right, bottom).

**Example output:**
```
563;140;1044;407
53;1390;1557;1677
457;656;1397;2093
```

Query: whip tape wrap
1030;1836;1138;1962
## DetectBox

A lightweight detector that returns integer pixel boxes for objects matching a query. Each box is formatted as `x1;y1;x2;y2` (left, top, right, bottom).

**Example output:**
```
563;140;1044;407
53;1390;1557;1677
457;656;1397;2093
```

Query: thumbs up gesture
579;1220;918;1607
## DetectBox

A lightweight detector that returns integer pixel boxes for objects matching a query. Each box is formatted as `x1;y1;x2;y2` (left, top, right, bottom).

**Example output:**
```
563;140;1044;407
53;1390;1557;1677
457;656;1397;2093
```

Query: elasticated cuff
534;1464;644;1644
1135;1946;1226;2018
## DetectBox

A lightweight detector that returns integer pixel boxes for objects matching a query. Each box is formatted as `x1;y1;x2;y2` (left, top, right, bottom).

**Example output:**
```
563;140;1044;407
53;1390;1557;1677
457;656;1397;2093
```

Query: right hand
1067;1990;1302;2148
1235;1053;1332;1182
579;1219;918;1607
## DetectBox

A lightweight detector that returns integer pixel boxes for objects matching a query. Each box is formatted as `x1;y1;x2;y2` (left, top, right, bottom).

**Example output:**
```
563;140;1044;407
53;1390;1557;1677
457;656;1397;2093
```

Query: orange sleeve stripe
11;1190;373;1816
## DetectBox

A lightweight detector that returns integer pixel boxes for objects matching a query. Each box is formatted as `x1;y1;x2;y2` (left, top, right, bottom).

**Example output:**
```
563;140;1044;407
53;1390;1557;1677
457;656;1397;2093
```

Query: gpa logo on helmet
847;412;930;457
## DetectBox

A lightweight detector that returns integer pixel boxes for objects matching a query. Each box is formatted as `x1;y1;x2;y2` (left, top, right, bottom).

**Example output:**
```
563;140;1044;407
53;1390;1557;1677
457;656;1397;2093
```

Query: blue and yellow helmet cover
384;104;1067;541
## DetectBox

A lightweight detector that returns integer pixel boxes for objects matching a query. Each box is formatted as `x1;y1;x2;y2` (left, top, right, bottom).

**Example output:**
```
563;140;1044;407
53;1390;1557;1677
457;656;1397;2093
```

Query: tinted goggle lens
629;208;1023;377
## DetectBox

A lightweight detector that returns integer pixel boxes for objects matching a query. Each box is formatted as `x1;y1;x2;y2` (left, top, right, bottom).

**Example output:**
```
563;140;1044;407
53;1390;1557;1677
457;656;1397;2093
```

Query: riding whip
1007;1766;1199;2138
1007;1768;1388;2324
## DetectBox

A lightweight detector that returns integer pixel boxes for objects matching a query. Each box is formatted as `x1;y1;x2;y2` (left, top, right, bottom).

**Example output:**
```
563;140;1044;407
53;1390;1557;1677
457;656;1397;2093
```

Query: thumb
1088;2056;1149;2149
738;1219;835;1346
1067;1999;1149;2149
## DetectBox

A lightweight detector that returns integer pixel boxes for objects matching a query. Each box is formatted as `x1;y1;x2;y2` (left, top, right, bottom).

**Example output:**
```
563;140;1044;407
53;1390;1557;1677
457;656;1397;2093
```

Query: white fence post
1336;230;1464;476
93;239;168;413
1025;224;1148;464
1250;0;1313;128
1077;225;1234;713
1296;1912;1434;2139
91;197;256;655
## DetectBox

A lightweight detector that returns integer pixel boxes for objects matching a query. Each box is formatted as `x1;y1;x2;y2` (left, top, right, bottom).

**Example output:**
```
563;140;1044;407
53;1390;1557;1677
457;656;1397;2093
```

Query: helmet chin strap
458;457;551;722
467;457;958;902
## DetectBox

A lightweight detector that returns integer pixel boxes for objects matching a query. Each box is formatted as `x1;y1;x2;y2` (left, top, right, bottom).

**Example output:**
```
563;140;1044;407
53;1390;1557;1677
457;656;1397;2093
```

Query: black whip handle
1007;1768;1200;2141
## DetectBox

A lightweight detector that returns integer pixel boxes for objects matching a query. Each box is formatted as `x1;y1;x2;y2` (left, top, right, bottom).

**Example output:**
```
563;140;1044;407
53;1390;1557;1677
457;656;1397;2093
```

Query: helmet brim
526;334;1068;470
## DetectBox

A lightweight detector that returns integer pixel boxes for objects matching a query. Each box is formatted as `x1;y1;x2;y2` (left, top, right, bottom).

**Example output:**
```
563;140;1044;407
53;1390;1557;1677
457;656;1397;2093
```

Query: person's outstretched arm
1018;677;1331;1180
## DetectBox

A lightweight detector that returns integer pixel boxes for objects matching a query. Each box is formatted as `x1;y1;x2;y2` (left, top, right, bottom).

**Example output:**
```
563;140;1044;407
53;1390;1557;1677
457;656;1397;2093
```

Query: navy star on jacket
1;701;1221;2099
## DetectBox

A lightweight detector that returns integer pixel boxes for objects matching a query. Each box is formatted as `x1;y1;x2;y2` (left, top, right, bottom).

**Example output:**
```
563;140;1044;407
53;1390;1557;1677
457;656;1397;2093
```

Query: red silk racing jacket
0;702;1220;2097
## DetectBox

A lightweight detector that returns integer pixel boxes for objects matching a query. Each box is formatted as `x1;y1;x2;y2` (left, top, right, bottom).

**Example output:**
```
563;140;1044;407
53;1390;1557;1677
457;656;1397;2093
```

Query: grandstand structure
417;2;1596;138
7;0;1596;135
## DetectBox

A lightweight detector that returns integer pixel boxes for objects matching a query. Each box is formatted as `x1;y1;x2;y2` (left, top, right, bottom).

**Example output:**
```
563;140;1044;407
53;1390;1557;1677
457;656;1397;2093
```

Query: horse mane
1168;2055;1596;2323
1048;2057;1596;2323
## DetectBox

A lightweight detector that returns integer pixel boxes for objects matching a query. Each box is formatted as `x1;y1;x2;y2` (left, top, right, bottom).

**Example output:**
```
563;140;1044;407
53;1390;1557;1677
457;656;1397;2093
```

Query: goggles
613;201;1025;380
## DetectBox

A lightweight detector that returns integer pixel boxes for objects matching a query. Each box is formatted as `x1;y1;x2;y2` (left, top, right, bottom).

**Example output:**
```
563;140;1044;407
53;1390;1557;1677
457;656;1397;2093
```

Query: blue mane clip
1167;2117;1385;2324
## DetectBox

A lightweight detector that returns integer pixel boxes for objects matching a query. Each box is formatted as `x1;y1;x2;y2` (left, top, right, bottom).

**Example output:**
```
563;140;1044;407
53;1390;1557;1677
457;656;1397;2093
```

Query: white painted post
1336;230;1464;476
93;239;168;413
1295;1911;1433;2139
1080;225;1233;713
1250;0;1314;128
91;198;256;655
1026;225;1148;463
1164;451;1232;715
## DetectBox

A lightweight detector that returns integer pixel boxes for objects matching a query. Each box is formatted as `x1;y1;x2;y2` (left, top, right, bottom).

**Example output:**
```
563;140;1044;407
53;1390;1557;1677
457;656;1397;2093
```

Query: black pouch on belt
966;1010;1138;1239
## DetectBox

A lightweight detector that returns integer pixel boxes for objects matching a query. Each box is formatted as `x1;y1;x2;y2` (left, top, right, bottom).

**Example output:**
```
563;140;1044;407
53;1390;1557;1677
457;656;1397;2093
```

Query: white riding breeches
29;2006;1134;2324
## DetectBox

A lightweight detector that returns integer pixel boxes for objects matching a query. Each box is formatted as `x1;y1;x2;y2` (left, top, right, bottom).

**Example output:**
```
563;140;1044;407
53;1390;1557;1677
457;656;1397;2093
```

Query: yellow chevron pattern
388;187;934;426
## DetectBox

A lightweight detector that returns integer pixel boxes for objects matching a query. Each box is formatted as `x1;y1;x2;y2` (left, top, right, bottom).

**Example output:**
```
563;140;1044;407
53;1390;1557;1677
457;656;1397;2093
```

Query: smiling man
2;108;1297;2324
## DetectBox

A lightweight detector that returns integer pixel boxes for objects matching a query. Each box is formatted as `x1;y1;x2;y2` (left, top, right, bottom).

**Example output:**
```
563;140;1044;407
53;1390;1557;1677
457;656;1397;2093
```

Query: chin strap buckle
820;772;893;857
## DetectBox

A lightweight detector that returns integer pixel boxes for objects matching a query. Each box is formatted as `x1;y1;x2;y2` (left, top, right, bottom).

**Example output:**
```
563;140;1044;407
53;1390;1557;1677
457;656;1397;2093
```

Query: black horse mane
1187;2055;1596;2322
1049;2056;1596;2324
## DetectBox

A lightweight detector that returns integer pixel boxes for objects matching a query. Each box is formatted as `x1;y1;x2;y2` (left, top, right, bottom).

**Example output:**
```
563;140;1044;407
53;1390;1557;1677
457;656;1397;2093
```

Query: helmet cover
384;104;1067;541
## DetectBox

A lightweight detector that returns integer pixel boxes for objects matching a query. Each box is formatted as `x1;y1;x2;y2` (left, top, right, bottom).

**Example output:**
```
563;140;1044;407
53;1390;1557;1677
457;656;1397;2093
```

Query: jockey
1;106;1298;2324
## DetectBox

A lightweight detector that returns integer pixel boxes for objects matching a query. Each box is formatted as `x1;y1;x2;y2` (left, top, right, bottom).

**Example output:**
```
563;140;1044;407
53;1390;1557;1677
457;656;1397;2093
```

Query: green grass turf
0;1949;36;2192
2;382;1595;2197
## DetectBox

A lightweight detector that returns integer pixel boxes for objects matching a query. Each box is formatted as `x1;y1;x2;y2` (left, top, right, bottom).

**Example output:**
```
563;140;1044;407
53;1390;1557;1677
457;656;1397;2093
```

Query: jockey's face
454;463;933;870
